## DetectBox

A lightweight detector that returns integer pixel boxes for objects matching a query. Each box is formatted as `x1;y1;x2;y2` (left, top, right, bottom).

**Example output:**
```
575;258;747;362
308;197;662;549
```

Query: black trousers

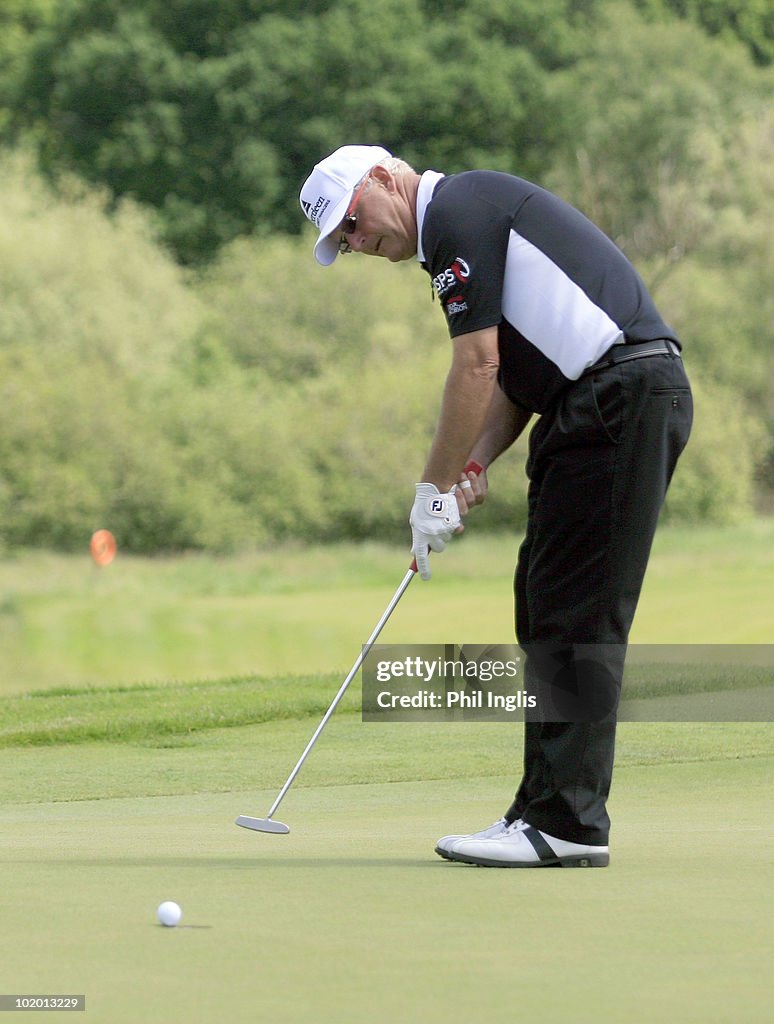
505;350;693;844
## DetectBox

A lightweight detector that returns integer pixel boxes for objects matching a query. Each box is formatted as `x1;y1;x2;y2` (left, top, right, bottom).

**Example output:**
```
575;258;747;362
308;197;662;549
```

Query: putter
235;560;418;835
235;461;483;836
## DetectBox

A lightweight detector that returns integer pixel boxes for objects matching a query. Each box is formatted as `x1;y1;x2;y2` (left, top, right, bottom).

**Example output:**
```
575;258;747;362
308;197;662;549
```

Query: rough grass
0;673;346;747
0;660;771;748
1;520;773;695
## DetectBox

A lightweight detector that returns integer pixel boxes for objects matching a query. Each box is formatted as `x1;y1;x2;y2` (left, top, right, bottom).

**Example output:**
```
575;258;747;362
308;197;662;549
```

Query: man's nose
347;231;368;253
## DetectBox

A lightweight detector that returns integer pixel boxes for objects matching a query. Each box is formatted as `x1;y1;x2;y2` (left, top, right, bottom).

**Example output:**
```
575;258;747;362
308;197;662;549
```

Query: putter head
235;814;290;835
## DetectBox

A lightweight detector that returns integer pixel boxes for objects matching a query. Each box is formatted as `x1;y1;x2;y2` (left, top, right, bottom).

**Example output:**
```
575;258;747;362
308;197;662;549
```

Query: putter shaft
237;563;417;833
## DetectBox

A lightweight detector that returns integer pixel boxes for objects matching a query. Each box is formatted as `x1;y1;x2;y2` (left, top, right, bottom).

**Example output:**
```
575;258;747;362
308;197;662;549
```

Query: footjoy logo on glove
430;499;445;514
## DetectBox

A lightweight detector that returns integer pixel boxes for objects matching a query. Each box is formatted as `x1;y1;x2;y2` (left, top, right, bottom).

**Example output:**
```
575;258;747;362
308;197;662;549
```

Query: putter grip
409;460;485;573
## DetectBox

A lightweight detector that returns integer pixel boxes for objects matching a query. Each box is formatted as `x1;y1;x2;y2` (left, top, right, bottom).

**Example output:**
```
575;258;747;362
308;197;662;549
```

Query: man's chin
387;249;414;263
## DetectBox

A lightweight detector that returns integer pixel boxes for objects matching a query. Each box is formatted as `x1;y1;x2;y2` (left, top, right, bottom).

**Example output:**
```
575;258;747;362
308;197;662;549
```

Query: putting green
1;736;771;1023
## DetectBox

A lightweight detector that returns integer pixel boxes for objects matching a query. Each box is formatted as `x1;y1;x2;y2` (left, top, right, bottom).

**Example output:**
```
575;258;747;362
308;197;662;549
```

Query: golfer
300;146;692;868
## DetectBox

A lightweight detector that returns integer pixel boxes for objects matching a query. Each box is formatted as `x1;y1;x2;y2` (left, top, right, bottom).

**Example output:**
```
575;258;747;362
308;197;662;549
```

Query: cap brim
312;191;353;266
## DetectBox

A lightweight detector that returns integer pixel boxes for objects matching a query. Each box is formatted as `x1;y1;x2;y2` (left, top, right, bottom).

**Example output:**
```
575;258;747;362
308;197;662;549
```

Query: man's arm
442;367;531;517
410;325;531;577
468;384;532;470
421;326;501;490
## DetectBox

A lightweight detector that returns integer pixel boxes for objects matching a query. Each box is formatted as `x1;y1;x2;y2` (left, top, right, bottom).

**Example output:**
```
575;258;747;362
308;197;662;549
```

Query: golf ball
157;901;183;927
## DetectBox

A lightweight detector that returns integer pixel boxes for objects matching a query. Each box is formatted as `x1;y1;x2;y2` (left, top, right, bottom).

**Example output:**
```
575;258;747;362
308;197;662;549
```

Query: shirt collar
415;170;445;263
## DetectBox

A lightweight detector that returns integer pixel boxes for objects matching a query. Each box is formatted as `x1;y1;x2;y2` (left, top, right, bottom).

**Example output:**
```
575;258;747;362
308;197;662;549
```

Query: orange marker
90;529;117;566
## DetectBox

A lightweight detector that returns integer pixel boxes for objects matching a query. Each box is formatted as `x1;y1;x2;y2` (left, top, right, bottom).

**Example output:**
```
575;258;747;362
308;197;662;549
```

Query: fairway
2;519;774;692
1;726;772;1024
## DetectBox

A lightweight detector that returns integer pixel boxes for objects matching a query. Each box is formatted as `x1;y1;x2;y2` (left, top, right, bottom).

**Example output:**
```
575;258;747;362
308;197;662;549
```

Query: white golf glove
409;483;462;581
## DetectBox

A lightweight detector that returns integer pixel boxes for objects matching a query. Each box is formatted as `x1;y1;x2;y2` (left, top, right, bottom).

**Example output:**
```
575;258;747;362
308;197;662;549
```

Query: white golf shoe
448;821;609;868
434;817;518;860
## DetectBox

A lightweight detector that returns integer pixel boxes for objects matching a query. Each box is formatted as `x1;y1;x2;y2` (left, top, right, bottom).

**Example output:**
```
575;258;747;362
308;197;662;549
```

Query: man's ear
370;164;393;190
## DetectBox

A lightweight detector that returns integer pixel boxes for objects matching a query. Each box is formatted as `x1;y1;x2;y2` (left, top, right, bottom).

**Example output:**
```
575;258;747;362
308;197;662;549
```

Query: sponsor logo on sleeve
445;294;469;315
451;258;470;281
432;257;471;297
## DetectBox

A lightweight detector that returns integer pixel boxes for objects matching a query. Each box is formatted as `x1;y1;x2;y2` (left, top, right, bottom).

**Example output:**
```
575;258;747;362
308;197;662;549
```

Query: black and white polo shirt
417;171;678;413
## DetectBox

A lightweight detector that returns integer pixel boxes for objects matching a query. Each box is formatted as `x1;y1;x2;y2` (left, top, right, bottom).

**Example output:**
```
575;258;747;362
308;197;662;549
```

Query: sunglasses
337;172;372;255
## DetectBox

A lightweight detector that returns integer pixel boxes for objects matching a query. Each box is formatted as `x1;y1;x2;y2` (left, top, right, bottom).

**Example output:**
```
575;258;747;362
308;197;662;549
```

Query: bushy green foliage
662;375;765;523
0;155;524;551
192;232;533;541
634;0;774;64
0;2;771;551
0;153;219;551
0;149;767;552
544;4;771;260
544;8;774;489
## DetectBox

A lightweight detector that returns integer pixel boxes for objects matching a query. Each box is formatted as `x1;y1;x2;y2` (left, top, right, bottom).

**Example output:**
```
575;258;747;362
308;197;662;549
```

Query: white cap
299;145;392;265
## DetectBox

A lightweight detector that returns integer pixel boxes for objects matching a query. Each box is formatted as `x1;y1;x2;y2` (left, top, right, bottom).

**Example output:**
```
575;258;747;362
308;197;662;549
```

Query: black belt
581;339;681;379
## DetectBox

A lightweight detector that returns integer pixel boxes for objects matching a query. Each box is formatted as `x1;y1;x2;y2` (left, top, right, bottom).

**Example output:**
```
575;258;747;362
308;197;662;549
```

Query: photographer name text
375;689;536;711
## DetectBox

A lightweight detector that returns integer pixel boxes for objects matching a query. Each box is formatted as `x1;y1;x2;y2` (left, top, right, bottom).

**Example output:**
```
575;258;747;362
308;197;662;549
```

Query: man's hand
454;465;488;517
410;483;462;581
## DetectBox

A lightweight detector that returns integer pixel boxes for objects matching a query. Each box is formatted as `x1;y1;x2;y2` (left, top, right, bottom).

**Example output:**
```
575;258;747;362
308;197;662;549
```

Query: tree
3;0;594;262
634;0;774;64
544;4;771;270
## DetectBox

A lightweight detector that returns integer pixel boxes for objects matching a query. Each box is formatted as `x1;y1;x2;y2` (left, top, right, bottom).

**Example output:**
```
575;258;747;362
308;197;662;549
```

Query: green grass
0;721;771;1023
1;519;773;694
0;526;772;1022
0;712;771;804
0;674;346;747
0;664;771;749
